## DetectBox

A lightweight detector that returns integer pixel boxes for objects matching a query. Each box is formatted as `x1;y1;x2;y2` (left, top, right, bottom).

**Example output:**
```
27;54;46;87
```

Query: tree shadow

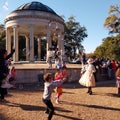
61;101;120;111
94;92;120;98
4;102;45;111
4;102;81;120
55;106;72;113
105;93;120;98
55;113;82;120
82;104;120;111
4;102;73;113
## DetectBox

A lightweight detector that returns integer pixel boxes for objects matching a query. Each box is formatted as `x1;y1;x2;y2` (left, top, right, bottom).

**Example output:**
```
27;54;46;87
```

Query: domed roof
14;1;57;15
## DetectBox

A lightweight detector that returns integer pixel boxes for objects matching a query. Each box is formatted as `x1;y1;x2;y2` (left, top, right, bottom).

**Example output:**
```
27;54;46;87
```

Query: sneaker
56;99;59;104
44;110;49;114
89;91;92;95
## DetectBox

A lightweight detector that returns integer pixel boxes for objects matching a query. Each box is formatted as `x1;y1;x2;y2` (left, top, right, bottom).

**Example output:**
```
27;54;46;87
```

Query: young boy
42;73;66;120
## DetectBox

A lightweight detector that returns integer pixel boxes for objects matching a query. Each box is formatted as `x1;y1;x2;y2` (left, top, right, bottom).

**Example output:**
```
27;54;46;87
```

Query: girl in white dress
79;58;96;95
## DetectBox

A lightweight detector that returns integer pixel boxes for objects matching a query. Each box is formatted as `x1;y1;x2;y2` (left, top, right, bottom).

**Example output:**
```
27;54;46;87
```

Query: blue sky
0;0;119;53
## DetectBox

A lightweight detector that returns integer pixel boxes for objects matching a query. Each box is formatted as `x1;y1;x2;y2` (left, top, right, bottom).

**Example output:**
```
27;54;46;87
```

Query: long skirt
79;71;95;87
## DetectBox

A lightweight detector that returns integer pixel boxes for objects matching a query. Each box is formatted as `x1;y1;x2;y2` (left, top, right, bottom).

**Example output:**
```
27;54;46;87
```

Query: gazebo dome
5;1;65;63
5;1;64;24
13;1;57;15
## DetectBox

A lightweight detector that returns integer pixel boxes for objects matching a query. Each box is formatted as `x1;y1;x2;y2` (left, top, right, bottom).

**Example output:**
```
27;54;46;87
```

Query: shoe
44;110;49;114
56;99;59;104
89;91;92;95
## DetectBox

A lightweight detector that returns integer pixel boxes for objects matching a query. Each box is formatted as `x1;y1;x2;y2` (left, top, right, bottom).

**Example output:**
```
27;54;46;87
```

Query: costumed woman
79;58;96;95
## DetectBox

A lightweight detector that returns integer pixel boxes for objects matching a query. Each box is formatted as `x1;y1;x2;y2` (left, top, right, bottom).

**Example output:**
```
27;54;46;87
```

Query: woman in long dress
79;58;96;95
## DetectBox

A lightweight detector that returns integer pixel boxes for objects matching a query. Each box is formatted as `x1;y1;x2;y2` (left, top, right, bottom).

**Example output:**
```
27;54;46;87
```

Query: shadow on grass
105;93;120;98
1;102;76;120
55;113;82;120
61;101;120;111
82;104;120;111
2;102;81;120
4;102;72;113
93;92;120;98
4;102;45;111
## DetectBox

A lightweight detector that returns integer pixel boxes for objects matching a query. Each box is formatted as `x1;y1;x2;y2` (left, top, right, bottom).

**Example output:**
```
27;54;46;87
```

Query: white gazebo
4;1;65;62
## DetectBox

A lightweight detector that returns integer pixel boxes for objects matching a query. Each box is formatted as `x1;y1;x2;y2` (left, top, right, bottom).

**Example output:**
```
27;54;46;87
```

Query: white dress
79;64;96;87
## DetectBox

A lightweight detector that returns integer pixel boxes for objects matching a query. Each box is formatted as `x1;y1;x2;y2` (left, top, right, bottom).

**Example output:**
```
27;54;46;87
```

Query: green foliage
64;16;88;59
0;24;6;48
94;35;120;62
104;5;120;34
97;5;120;62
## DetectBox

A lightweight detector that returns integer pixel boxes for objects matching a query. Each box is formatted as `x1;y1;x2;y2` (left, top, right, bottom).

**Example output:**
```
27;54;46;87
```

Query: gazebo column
37;36;41;61
6;28;11;53
46;26;51;52
57;32;62;50
29;24;34;62
61;33;65;55
25;35;30;61
13;26;19;62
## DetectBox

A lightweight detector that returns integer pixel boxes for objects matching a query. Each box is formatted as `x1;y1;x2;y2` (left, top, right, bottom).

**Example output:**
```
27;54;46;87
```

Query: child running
54;66;67;104
42;73;66;120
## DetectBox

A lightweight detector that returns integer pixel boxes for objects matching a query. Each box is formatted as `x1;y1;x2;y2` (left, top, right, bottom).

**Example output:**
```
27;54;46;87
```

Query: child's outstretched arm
50;78;66;87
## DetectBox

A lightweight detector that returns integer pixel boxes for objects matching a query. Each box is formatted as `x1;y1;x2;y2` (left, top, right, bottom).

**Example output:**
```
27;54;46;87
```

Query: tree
94;35;120;62
96;5;120;62
64;16;88;60
104;5;120;34
0;24;6;48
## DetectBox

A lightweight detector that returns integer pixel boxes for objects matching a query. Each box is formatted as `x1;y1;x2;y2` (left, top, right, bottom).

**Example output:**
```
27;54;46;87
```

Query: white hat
87;58;93;64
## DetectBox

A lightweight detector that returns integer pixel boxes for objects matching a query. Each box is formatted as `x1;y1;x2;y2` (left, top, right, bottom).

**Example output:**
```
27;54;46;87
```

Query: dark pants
0;87;7;100
118;88;120;95
42;99;54;120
